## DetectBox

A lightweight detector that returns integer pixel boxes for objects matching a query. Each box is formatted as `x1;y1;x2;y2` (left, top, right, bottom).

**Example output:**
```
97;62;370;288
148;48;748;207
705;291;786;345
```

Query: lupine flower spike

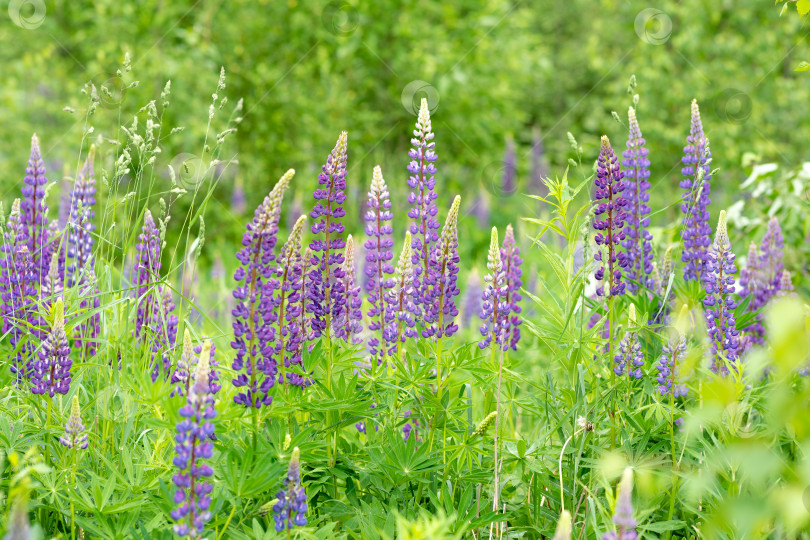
59;395;89;449
135;210;162;341
614;304;643;379
603;467;637;540
171;341;216;537
309;132;348;340
593;136;629;297
656;305;689;397
622;108;653;293
273;447;308;532
31;297;71;397
66;146;96;287
740;242;765;350
21;134;50;278
407;98;440;321
423;195;461;339
702;210;740;373
364;166;395;363
759;216;784;300
231;169;294;408
335;235;363;343
386;232;418;355
276;215;309;386
778;270;795;297
501;224;523;350
680;100;712;282
479;227;508;350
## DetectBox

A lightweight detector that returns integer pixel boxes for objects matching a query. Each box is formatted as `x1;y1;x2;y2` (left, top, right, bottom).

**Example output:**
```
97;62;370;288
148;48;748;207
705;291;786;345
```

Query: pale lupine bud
777;270;795;297
473;411;497;436
553;511;572;540
59;395;89;449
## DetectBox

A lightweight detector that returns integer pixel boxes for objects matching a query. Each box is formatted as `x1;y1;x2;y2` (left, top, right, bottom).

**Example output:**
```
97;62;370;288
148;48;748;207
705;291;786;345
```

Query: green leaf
798;0;810;16
794;61;810;72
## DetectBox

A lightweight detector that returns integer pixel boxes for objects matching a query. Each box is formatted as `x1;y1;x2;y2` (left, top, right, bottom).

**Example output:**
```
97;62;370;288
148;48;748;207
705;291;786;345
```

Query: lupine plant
680;100;713;283
621;107;652;292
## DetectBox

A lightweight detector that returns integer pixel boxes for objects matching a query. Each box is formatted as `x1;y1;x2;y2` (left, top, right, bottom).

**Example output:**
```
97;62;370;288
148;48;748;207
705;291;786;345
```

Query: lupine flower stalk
335;235;362;343
621;108;653;293
501;224;523;350
759;216;784;300
364;166;395;364
309;132;348;341
407;99;440;321
59;395;89;449
273;447;307;532
276;215;308;386
614;304;643;379
739;242;765;351
66;146;96;287
285;245;313;388
702;211;740;373
656;335;688;397
31;297;71;397
386;233;418;359
593;136;629;297
680;100;712;282
778;270;795;297
603;467;637;540
135;210;162;340
479;227;508;351
231;169;294;408
171;341;216;538
423;195;461;339
21;134;50;279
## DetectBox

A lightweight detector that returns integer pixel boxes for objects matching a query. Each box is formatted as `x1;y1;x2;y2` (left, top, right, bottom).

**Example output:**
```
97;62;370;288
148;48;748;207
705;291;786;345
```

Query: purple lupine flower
385;233;418;354
275;215;309;386
621;108;653;293
286;246;314;387
593;136;629;297
656;335;688;397
423;196;461;339
335;235;363;343
614;306;643;379
151;286;179;381
66;146;96;287
135;210;162;340
680;100;712;283
231;169;294;408
702;211;740;373
1;200;37;380
308;132;348;340
603;468;637;540
364;166;395;363
171;343;216;537
739;242;765;351
231;177;247;215
20;134;50;280
531;127;549;196
479;227;509;350
462;270;482;330
402;410;420;442
501;136;517;196
31;298;71;397
777;270;795;297
173;334;219;397
407;99;440;321
59;395;89;449
273;447;308;532
501;224;523;350
759;216;784;300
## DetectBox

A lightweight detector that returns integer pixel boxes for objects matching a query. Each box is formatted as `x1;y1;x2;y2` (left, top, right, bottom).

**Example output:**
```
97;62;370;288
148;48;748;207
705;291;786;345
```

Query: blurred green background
0;0;807;246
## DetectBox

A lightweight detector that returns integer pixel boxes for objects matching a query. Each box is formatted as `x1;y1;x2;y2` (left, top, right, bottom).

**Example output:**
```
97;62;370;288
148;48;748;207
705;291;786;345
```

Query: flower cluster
31;298;71;397
422;196;461;339
21;134;50;279
614;306;643;379
702;211;740;372
758;216;784;299
66;146;97;286
171;343;216;537
275;215;310;387
309;132;348;340
335;235;363;343
500;224;523;350
231;169;294;407
479;227;508;350
273;447;307;532
621;108;653;292
593;136;628;297
59;395;89;450
385;233;418;353
655;336;688;397
680;100;712;283
603;468;637;540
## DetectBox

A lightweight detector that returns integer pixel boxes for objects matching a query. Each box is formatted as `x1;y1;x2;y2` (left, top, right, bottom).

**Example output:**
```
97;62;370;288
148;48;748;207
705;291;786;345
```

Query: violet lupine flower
531;127;549;196
150;286;179;381
680;100;713;283
21;134;50;279
309;132;348;340
603;468;637;540
656;336;688;397
335;235;363;343
275;216;309;386
407;99;440;321
231;169;294;408
777;270;795;297
423;196;461;339
501;224;523;350
385;233;418;353
593;136;629;297
31;298;71;397
273;447;308;532
702;211;740;373
364;166;395;363
479;227;509;350
59;395;89;449
66;147;96;287
621;108;653;293
1;200;37;380
135;210;162;340
402;410;420;442
231;177;247;215
462;270;482;330
171;342;216;538
759;216;784;300
739;242;765;351
173;333;220;397
501;136;517;195
614;306;643;379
